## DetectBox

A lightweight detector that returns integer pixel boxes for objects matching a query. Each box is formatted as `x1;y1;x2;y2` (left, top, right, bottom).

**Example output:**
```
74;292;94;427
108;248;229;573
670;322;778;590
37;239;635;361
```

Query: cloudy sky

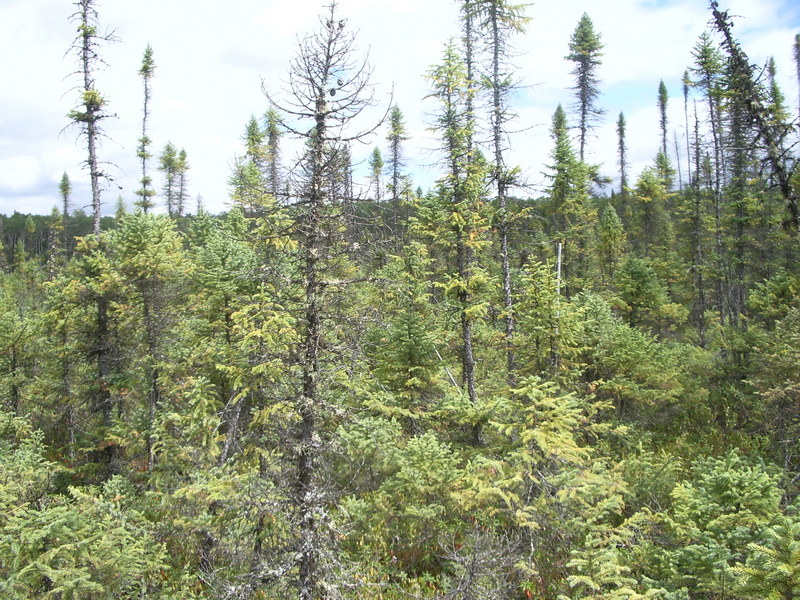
1;0;799;216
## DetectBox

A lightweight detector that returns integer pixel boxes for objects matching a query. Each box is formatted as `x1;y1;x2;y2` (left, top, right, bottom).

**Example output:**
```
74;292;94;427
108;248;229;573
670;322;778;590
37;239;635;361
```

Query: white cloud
0;157;43;193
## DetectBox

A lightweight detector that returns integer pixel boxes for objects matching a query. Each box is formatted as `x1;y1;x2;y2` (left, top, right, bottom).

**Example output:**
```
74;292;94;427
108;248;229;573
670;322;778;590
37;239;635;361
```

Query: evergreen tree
134;44;156;212
385;104;408;202
566;12;604;161
616;112;628;193
158;142;178;216
658;79;669;158
175;148;189;218
682;69;693;186
628;166;674;258
596;203;626;283
59;172;72;259
691;31;727;326
107;212;188;469
616;112;630;228
545;104;594;294
264;107;282;197
425;40;492;443
385;105;409;249
458;0;478;157
368;146;384;199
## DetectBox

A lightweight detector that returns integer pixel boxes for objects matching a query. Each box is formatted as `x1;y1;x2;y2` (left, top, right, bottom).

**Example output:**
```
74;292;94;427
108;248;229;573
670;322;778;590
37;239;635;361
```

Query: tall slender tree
385;105;408;202
566;12;604;161
458;0;478;157
658;79;669;158
794;33;800;122
427;40;490;443
264;108;282;197
158;142;178;216
175;148;189;218
691;31;727;325
682;69;693;187
66;0;117;478
546;104;594;296
368;146;384;199
616;112;628;193
615;112;629;229
474;0;529;382
689;108;708;346
59;172;72;259
135;45;156;212
68;0;114;235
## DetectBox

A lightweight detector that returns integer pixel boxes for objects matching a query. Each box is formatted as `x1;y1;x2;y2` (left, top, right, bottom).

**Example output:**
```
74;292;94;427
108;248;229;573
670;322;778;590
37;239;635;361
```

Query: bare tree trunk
457;232;480;446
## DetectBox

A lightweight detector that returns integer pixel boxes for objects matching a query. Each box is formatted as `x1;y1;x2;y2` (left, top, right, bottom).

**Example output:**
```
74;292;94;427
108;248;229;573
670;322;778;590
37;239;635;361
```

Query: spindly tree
795;33;800;121
616;112;628;193
175;148;189;217
474;0;529;382
264;107;283;197
368;146;384;199
67;0;114;235
566;12;604;161
682;69;693;187
385;104;408;202
384;105;410;249
615;112;630;228
59;172;72;259
135;44;156;212
658;79;669;158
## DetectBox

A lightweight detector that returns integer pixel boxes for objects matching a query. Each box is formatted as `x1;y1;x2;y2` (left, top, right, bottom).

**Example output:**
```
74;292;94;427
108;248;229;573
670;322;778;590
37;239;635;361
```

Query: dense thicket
2;1;800;598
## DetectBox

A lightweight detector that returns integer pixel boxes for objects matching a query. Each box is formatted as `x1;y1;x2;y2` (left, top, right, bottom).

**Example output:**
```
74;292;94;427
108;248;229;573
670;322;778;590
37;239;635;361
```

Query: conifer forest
5;0;800;598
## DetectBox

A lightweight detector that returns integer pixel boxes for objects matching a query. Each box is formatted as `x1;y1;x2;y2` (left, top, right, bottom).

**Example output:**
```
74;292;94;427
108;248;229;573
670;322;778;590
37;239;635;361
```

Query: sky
1;0;799;217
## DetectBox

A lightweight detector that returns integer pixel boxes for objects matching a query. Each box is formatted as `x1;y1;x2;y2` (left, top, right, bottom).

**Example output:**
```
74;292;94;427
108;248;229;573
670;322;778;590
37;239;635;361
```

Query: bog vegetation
2;0;800;598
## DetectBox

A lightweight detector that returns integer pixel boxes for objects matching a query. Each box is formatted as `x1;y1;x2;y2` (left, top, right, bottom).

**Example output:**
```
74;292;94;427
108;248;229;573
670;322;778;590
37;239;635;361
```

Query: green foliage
613;257;670;329
748;269;800;327
596;203;626;281
665;451;782;596
751;306;800;471
0;482;167;599
734;511;800;599
0;411;167;598
577;293;702;428
343;431;466;576
628;167;674;258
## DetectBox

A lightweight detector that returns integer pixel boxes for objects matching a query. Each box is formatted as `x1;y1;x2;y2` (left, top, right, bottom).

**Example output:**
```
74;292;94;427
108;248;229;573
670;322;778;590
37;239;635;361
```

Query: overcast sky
1;0;799;216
